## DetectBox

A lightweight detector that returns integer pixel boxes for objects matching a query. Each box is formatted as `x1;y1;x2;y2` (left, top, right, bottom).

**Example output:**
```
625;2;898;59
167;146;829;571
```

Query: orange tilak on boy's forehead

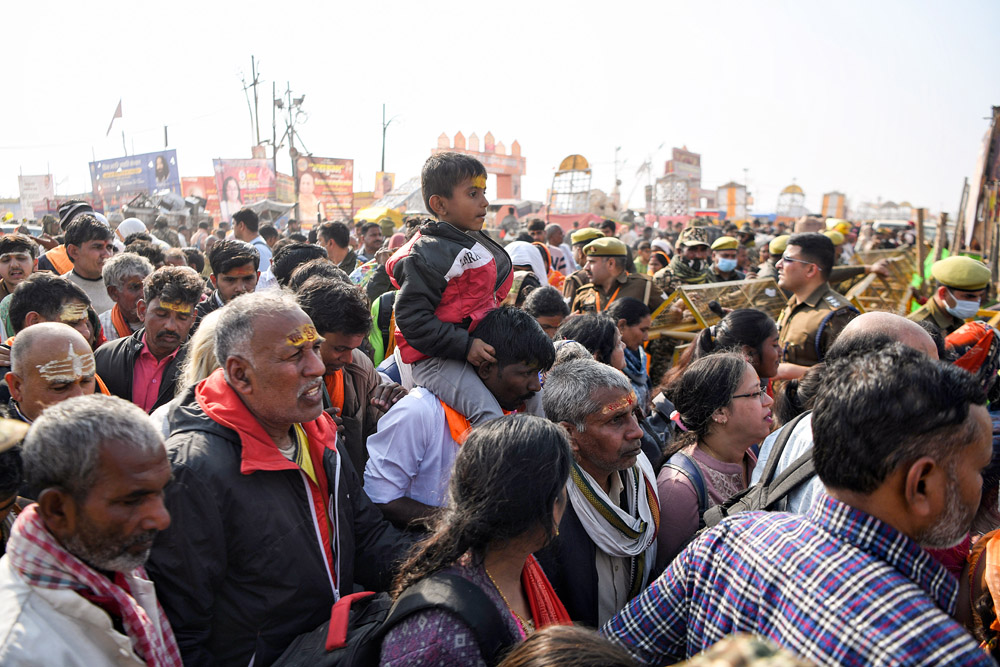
225;265;257;277
600;391;637;416
470;175;487;190
59;302;89;322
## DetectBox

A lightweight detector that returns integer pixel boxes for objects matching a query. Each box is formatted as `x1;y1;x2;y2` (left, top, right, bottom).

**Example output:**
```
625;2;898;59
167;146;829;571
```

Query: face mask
945;291;980;320
683;257;705;272
717;258;738;273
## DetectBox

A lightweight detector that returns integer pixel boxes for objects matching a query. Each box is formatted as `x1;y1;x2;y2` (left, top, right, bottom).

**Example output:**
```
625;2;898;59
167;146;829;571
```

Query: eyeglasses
732;387;768;402
780;254;815;267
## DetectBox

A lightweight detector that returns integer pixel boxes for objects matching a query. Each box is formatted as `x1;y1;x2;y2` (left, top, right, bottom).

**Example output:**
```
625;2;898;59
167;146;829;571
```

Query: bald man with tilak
5;322;97;423
751;312;939;515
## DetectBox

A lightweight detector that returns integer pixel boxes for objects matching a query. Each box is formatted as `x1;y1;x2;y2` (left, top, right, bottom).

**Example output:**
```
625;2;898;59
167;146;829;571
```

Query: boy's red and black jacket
386;221;512;364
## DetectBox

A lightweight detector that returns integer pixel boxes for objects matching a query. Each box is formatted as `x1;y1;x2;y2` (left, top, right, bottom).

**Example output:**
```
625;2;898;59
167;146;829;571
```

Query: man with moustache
95;266;202;413
0;394;179;665
364;306;554;531
146;290;406;666
536;358;660;628
604;344;994;666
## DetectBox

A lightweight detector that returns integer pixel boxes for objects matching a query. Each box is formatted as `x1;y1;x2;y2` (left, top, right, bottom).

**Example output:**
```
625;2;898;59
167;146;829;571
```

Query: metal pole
252;56;260;147
381;104;387;172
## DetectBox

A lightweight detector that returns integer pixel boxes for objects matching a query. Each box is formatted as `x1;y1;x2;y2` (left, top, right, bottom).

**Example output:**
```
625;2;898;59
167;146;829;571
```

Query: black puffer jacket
93;328;185;413
146;383;409;667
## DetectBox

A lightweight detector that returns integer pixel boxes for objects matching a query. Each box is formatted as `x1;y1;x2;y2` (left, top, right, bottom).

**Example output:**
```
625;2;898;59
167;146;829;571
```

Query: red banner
213;159;276;223
181;177;221;221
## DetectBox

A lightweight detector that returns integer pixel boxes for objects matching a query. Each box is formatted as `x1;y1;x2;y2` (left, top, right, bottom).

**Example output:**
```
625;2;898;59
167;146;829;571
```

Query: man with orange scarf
146;290;407;666
98;252;153;342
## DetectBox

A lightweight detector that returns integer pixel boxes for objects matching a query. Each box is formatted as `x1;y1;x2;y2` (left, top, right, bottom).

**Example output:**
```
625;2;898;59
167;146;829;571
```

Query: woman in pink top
655;353;774;571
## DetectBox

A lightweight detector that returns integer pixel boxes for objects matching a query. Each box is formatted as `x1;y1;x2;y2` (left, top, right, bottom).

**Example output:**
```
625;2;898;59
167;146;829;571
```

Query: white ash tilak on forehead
35;342;95;383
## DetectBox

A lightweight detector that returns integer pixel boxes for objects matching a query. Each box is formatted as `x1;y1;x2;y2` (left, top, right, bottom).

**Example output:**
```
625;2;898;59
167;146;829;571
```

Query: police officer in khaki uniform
562;228;604;305
776;233;859;377
757;234;789;280
907;255;991;338
708;236;746;282
571;237;666;315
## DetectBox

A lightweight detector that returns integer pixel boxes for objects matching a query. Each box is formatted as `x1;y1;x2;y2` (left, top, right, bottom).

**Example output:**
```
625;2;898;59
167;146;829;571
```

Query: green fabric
368;297;386;366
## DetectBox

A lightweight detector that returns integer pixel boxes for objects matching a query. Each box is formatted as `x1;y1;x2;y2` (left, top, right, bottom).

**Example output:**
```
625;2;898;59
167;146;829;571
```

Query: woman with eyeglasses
653;352;773;571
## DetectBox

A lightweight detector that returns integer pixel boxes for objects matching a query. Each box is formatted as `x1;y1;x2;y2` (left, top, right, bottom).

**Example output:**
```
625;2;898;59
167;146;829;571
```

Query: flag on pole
106;99;122;137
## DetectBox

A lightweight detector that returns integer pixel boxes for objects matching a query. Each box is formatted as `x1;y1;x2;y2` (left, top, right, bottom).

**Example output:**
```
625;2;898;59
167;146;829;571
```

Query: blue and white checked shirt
602;493;992;666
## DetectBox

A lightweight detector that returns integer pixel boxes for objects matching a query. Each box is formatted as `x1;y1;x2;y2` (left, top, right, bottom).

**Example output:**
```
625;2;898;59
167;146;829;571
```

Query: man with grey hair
752;311;940;515
536;358;660;627
5;322;98;424
0;394;180;665
99;252;154;342
147;289;406;666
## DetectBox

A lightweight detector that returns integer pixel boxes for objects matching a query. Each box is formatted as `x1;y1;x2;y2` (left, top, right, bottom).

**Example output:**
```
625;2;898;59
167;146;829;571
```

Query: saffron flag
106;99;122;137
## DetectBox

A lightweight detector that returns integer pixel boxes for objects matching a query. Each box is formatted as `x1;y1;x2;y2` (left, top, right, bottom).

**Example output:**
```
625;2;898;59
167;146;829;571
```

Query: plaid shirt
602;493;992;666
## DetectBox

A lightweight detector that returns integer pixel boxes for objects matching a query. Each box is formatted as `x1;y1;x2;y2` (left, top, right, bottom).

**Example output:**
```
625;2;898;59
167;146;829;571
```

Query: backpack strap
380;572;514;666
756;410;811;487
663;451;708;527
759;450;815;509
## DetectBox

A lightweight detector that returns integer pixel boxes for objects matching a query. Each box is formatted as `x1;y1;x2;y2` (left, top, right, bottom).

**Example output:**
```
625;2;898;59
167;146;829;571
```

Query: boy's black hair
272;242;328;286
297;277;372;337
288;258;350;291
606;297;650;327
124;232;152;245
208;240;260;275
317;221;350;249
421;152;487;214
64;214;112;248
360;221;380;236
600;219;617;234
0;234;39;259
526;218;546;232
142;266;205;305
289;232;307;243
181;247;205;274
125;241;166;268
475;306;556;371
259;223;278;241
9;273;90;334
232;208;259;233
522;286;570;319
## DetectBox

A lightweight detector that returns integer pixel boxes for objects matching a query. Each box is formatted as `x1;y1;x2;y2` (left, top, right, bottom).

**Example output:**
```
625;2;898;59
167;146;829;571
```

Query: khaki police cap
769;234;790;255
711;236;739;251
931;255;991;291
571;228;603;246
583;237;628;257
823;230;845;246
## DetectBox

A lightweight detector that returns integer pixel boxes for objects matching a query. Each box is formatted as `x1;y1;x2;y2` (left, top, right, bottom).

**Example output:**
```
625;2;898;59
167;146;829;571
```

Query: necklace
484;566;535;636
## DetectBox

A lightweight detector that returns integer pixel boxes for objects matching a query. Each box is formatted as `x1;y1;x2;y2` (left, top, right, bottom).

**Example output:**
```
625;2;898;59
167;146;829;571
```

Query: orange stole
324;370;345;412
439;400;472;444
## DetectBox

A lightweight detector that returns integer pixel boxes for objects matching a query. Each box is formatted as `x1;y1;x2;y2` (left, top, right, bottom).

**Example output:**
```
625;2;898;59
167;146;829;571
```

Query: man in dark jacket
146;290;408;666
94;266;202;413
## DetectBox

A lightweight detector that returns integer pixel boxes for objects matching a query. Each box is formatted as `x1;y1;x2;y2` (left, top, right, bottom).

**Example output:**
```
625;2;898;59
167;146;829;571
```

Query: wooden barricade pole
914;208;926;287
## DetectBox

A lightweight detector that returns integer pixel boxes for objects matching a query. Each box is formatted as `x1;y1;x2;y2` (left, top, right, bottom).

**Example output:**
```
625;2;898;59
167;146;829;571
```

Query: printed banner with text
213;159;276;222
293;156;353;224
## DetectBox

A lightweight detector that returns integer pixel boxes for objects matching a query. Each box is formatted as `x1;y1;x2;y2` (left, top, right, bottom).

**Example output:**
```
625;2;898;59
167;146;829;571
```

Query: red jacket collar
195;369;337;475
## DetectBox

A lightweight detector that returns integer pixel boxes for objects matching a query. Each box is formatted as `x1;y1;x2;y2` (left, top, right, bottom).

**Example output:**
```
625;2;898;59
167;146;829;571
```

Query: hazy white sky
3;0;998;217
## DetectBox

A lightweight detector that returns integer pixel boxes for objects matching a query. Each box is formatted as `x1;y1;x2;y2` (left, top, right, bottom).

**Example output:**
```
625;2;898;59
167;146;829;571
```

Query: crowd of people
0;150;998;666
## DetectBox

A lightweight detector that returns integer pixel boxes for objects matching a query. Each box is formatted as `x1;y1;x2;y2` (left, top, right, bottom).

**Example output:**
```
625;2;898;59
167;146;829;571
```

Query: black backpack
273;572;514;667
661;411;815;531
